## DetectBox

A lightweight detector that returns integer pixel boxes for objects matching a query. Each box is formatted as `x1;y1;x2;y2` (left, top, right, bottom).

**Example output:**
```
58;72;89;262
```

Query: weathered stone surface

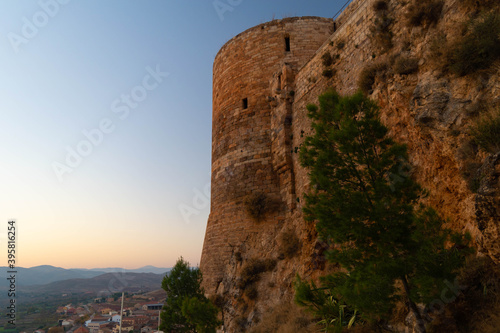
201;0;500;330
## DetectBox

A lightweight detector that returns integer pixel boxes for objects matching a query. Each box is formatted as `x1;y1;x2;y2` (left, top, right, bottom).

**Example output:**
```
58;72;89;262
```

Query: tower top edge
214;16;333;62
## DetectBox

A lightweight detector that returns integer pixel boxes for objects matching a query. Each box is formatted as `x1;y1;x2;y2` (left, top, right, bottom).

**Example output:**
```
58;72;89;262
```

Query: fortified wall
201;16;334;293
201;0;499;330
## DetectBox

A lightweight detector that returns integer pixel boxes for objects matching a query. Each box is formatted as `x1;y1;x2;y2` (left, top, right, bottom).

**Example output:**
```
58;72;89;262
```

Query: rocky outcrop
201;0;500;331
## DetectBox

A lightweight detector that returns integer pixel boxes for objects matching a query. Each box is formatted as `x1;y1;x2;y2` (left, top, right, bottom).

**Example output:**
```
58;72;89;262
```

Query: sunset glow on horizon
0;0;342;271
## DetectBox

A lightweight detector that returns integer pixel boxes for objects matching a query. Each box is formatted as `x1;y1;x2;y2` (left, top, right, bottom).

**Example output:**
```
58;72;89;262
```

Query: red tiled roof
74;327;89;333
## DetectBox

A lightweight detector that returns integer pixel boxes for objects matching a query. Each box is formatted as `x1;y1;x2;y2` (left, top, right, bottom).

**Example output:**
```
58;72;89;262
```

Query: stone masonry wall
201;0;500;329
201;17;334;294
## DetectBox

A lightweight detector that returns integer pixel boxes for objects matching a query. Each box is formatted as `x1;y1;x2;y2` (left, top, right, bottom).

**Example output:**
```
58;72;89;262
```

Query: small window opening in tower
277;74;282;90
242;98;248;109
285;36;290;51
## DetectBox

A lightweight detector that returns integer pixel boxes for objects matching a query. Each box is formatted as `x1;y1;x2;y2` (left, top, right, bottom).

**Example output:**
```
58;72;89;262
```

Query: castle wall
199;0;500;330
201;17;334;294
292;0;376;203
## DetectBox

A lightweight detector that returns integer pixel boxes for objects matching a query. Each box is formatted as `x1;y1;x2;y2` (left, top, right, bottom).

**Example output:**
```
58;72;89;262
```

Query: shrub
461;161;482;192
238;258;277;289
448;12;500;76
358;61;388;94
370;14;393;52
469;108;500;153
248;301;316;333
336;40;345;50
407;0;444;27
428;256;500;332
245;192;270;221
280;229;300;258
209;294;225;309
321;52;334;67
428;31;447;64
245;284;258;300
373;0;388;11
322;68;335;78
294;276;358;332
393;56;419;75
459;0;498;10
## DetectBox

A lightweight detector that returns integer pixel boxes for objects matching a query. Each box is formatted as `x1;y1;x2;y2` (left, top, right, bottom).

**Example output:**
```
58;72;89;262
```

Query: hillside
20;272;164;295
0;265;170;287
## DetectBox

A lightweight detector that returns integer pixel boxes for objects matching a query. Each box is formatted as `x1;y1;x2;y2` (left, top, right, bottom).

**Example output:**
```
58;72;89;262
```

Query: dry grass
447;12;500;76
238;258;276;289
459;0;498;10
322;68;336;79
469;108;500;154
322;52;334;67
279;229;300;258
245;192;271;221
248;301;316;333
370;15;393;52
393;56;419;75
358;61;388;94
406;0;444;27
373;0;388;12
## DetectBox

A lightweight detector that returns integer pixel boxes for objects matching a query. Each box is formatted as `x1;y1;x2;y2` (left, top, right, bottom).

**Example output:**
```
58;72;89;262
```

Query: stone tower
200;17;334;294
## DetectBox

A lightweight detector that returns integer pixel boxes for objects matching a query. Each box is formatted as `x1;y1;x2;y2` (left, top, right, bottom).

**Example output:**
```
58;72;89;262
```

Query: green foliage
160;257;220;332
448;12;500;76
469;108;500;154
427;256;500;332
299;90;472;322
407;0;444;27
181;297;222;333
294;276;357;332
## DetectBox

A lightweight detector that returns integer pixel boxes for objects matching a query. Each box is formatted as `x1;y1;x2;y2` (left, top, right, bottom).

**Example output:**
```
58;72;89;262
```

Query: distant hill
0;265;170;287
79;265;171;275
20;272;165;295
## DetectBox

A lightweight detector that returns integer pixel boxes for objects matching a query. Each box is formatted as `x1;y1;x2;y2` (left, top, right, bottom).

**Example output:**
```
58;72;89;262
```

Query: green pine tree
299;90;472;331
181;297;221;333
160;257;220;332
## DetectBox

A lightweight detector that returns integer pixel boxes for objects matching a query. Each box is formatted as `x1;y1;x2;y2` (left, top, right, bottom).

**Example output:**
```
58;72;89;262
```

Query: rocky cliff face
201;0;500;331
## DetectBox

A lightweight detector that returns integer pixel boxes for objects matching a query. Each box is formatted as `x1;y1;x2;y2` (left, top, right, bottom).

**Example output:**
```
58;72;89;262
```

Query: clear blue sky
0;0;344;269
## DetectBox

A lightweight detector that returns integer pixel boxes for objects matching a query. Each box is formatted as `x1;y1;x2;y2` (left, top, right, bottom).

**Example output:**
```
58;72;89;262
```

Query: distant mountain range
0;265;170;287
20;272;165;295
